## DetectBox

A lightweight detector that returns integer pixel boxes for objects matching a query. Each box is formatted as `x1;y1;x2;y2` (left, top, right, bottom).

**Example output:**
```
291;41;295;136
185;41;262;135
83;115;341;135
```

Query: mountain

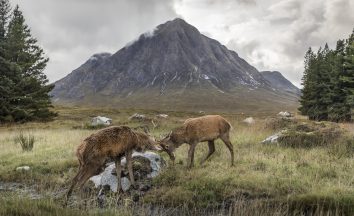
261;71;301;95
51;18;299;112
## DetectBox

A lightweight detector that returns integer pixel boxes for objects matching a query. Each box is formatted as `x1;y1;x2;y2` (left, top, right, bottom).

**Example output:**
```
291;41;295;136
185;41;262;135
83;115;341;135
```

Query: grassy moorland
0;106;353;215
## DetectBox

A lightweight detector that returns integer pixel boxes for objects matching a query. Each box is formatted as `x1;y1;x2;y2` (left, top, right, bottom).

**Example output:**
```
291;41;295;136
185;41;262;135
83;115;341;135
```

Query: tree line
299;30;354;122
0;0;56;123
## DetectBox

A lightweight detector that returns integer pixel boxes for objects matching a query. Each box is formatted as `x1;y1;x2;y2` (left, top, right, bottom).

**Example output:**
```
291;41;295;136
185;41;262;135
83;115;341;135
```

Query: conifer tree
0;0;10;41
342;29;354;118
0;0;14;122
309;44;332;120
0;4;56;122
299;47;315;115
328;40;349;121
300;31;353;122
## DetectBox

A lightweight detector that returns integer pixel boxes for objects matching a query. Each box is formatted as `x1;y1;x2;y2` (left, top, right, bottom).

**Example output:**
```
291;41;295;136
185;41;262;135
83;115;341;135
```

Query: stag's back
76;126;136;166
183;115;232;142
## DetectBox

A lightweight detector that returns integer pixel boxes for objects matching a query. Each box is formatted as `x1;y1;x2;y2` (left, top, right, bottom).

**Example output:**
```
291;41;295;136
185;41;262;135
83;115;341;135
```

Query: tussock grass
13;132;35;151
0;106;353;215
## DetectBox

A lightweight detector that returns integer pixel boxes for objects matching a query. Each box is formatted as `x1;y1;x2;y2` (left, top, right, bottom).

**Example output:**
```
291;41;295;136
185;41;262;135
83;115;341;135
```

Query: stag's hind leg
76;165;100;191
220;133;234;166
65;168;85;205
126;150;137;188
200;140;215;165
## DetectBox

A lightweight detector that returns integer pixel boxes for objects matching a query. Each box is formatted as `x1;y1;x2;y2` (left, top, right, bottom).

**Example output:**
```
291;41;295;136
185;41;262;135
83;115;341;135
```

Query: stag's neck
172;126;187;145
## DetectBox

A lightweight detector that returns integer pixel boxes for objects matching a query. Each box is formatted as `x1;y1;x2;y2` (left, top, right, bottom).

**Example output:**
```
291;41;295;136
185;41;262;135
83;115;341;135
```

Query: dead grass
0;106;353;215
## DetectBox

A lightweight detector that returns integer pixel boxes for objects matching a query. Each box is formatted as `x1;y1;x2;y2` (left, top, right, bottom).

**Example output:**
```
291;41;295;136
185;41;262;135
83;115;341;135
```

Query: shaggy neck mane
171;126;187;145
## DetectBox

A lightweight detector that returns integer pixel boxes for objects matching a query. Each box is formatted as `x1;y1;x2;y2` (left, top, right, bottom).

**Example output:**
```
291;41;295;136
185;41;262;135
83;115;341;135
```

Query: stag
65;126;160;204
159;115;234;168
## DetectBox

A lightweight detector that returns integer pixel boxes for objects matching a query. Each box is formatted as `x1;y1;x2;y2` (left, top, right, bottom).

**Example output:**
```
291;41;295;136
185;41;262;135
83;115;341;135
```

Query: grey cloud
227;39;260;58
266;0;302;25
8;0;354;88
10;0;178;82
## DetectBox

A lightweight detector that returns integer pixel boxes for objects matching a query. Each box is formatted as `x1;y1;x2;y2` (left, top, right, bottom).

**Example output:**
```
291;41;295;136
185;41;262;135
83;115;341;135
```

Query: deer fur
65;126;159;204
159;115;234;168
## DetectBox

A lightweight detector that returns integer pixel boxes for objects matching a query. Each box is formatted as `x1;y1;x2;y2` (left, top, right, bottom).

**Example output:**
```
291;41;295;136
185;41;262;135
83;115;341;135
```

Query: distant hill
51;18;299;112
261;71;301;95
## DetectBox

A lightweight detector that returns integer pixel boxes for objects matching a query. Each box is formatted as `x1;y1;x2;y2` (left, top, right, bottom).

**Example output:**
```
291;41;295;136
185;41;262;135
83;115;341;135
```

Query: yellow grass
0;106;353;215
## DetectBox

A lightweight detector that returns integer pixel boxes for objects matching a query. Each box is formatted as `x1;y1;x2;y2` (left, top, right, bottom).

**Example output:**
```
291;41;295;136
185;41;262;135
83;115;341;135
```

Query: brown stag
65;126;160;204
159;115;234;168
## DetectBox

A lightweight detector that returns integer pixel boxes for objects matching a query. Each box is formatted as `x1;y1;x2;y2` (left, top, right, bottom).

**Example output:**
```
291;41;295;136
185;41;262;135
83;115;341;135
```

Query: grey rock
243;117;255;124
16;166;30;171
278;111;293;118
89;151;164;192
129;113;147;121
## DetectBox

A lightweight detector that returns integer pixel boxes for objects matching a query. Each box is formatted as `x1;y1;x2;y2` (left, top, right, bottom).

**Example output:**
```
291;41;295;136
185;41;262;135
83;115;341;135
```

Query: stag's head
159;132;176;162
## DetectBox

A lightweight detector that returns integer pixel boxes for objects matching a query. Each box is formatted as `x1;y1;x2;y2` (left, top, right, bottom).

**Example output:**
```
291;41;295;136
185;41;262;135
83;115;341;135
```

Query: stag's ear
167;131;172;138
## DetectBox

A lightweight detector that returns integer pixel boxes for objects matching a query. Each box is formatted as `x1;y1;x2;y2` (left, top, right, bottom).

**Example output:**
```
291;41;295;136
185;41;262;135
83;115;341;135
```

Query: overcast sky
9;0;354;87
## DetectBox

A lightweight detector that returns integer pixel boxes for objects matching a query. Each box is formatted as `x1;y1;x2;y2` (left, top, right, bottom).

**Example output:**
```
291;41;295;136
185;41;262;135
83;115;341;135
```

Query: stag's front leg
187;142;197;169
115;156;123;194
126;150;136;188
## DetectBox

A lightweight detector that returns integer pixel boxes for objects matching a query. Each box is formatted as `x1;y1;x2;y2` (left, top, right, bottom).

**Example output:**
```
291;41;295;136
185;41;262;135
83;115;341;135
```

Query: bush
264;117;296;130
277;122;343;148
14;132;35;151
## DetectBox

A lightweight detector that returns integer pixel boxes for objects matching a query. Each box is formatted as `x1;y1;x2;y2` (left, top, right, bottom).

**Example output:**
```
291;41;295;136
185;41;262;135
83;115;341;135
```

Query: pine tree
342;29;354;119
299;47;315;115
328;40;350;121
300;30;354;122
0;5;56;122
0;0;14;122
309;44;333;121
0;0;10;41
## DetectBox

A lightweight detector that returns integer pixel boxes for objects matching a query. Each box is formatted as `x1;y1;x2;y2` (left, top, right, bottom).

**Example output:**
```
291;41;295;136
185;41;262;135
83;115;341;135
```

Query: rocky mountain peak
51;18;299;111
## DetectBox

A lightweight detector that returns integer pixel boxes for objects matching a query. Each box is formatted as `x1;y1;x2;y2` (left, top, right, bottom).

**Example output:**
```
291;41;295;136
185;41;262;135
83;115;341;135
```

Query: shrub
14;132;35;151
277;122;343;148
264;117;296;130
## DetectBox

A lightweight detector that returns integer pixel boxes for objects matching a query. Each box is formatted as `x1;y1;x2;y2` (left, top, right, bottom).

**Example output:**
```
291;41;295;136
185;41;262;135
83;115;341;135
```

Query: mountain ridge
51;18;299;112
261;71;300;95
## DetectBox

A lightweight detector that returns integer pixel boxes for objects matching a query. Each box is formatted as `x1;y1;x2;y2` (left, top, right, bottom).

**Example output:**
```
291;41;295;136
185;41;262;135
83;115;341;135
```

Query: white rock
156;114;168;118
278;111;292;118
262;130;286;144
91;116;112;126
16;166;30;171
243;117;255;124
89;151;164;192
129;113;146;121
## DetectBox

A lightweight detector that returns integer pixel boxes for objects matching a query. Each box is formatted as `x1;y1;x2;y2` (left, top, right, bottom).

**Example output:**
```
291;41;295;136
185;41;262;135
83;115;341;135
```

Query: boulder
89;151;165;192
156;114;168;118
262;131;284;144
16;166;30;171
277;111;293;118
91;116;112;126
129;113;147;121
243;117;255;124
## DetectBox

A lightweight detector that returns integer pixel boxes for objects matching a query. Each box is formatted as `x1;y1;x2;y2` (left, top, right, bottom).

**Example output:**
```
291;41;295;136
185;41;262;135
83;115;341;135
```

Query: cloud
175;0;354;87
8;0;354;88
9;0;178;82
